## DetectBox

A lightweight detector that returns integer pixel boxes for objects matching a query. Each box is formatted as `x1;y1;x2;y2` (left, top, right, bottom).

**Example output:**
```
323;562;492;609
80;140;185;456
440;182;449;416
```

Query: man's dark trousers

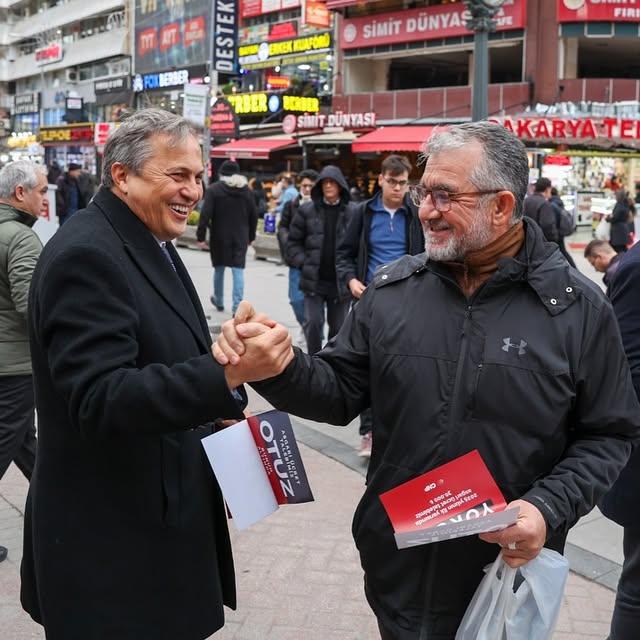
610;525;640;639
0;375;36;480
303;294;349;354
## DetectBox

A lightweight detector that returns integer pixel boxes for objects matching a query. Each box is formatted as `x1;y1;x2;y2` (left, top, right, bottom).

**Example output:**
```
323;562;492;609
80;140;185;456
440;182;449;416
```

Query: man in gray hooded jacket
0;160;47;562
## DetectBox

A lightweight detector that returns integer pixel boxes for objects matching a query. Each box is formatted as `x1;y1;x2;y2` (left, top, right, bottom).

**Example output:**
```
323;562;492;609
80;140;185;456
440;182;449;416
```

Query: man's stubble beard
423;206;494;262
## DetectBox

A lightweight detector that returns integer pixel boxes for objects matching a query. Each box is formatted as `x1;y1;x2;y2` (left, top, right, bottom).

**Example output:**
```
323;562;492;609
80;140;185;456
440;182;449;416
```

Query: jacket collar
0;202;38;227
91;188;211;350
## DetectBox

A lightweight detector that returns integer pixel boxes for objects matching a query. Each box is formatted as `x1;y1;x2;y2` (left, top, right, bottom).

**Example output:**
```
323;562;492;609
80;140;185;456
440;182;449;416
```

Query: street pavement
0;226;623;638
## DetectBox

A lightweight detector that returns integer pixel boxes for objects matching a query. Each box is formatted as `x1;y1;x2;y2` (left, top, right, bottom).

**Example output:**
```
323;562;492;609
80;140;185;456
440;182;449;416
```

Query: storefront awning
210;137;297;160
352;126;436;153
301;131;360;145
326;0;360;8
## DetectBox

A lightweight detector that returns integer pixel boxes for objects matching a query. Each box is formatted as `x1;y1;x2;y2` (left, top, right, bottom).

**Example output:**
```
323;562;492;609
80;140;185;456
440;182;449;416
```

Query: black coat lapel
92;188;210;352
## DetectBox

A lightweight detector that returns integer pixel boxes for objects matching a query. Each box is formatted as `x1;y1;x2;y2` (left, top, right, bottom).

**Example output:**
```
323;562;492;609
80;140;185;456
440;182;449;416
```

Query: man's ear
110;163;129;195
493;191;516;227
13;185;26;203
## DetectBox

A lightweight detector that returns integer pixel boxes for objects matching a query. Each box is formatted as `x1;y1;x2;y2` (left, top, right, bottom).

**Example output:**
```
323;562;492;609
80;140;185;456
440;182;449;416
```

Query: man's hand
219;322;294;389
197;241;208;250
479;499;547;568
349;278;366;299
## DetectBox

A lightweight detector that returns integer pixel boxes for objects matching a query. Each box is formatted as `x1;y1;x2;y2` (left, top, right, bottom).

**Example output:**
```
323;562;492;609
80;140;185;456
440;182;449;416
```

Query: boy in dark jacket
277;169;318;343
286;165;353;355
336;155;424;458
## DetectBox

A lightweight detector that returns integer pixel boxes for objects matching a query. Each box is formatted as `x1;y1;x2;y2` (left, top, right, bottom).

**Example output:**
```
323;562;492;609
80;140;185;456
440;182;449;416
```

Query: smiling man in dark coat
20;109;292;639
197;160;258;315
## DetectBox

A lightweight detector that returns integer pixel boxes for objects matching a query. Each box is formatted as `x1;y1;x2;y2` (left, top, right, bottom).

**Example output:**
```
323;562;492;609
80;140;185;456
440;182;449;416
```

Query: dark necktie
160;242;177;272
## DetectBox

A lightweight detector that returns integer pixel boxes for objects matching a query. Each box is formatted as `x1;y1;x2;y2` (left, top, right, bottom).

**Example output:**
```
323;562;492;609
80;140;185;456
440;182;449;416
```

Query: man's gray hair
425;122;529;221
102;108;198;188
0;160;47;199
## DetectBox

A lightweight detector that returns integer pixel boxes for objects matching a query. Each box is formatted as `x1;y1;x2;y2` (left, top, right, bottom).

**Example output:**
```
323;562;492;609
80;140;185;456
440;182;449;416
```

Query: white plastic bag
595;217;610;241
455;549;569;640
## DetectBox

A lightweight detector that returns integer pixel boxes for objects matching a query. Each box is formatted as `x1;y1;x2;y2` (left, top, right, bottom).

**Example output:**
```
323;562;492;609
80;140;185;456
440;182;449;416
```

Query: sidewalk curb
290;417;621;592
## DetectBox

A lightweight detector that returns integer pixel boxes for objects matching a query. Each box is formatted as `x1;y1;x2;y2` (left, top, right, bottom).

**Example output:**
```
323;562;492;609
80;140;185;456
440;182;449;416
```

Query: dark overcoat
197;180;258;268
20;188;245;639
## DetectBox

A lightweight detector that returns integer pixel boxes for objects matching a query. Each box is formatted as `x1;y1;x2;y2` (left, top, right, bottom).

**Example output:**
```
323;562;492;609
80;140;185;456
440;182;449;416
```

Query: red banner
241;0;301;18
492;117;640;141
341;0;526;50
557;0;640;23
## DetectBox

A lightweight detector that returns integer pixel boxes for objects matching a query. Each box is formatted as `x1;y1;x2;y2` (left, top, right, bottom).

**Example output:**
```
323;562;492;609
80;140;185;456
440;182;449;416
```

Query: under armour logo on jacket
502;338;527;355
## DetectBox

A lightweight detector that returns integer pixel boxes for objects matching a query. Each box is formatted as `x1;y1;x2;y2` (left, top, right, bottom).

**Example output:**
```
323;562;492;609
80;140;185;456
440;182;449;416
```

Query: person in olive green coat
0;160;47;563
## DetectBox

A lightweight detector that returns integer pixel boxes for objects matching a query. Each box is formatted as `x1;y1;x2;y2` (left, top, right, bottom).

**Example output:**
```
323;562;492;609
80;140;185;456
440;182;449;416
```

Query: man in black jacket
336;154;423;458
20;109;292;639
601;242;640;640
277;169;318;343
286;165;354;354
215;122;640;640
55;162;86;225
523;177;558;244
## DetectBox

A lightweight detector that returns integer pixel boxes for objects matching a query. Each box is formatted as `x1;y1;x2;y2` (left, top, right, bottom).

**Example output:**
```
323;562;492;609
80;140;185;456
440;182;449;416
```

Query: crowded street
0;238;627;639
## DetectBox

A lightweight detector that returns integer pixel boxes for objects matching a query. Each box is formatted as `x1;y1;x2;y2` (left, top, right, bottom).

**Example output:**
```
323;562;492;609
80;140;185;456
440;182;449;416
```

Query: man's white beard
424;209;494;261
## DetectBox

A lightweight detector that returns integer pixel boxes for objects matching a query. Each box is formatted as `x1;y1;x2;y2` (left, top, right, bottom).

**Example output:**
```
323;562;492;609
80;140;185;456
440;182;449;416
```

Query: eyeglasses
408;186;505;212
382;176;410;190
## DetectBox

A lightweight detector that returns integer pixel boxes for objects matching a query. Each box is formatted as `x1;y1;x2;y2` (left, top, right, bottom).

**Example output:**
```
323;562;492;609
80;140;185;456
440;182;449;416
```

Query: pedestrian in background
197;160;258;314
523;177;558;244
55;162;85;225
0;161;46;563
601;240;640;640
608;189;632;253
584;239;622;296
286;165;354;355
249;177;267;219
215;122;640;639
275;174;298;216
277;169;318;349
336;154;423;459
20;109;266;639
549;187;576;267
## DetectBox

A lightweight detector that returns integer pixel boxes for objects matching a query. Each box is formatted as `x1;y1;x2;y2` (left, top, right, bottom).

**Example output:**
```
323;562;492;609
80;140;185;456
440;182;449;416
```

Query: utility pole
464;0;506;121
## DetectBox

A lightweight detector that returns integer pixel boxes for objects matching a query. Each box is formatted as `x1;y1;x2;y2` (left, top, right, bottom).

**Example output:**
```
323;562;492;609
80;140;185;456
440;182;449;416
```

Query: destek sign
212;0;238;73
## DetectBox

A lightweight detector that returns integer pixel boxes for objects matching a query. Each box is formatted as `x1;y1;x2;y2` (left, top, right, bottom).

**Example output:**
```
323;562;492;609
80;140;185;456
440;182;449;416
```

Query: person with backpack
550;187;576;267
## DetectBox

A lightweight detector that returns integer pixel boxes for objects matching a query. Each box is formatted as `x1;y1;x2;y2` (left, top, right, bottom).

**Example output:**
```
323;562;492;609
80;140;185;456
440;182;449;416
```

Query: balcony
560;78;640;104
333;83;531;122
6;0;124;43
0;27;128;81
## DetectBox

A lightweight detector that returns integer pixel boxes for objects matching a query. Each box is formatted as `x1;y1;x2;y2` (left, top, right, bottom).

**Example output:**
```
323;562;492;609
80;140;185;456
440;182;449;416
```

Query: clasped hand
212;301;294;389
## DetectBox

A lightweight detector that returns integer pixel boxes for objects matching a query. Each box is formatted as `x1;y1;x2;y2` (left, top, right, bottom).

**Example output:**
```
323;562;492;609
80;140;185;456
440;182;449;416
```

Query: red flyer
379;450;519;549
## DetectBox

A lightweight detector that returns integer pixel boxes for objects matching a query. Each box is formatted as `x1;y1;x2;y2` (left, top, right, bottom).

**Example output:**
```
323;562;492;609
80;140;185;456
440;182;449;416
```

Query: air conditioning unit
65;68;78;83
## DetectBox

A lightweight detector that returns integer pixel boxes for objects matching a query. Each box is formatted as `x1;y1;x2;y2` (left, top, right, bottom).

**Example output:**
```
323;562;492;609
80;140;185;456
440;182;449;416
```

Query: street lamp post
464;0;505;121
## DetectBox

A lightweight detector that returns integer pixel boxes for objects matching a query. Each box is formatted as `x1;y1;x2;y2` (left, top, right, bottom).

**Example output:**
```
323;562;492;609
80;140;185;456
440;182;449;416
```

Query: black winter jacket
277;195;302;266
601;242;640;527
609;200;631;248
335;193;423;292
523;193;558;243
255;220;640;639
286;165;354;298
197;179;258;268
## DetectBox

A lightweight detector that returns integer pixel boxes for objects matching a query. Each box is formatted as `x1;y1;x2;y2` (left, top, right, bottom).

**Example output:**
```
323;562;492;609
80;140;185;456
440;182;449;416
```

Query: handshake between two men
214;301;295;389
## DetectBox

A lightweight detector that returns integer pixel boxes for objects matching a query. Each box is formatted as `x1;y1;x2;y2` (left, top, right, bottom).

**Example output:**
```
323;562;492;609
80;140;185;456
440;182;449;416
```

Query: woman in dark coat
609;189;631;253
197;161;258;314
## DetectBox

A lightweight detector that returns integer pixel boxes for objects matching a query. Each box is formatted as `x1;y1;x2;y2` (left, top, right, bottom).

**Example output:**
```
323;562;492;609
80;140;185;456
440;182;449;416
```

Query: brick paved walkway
0;444;616;639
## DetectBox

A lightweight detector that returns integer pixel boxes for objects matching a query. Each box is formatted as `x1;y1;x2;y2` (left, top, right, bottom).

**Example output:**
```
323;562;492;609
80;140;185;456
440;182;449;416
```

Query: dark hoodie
286;165;353;298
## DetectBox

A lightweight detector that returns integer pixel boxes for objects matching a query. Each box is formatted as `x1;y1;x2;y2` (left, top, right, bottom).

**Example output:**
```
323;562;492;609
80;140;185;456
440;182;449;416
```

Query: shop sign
94;76;131;94
302;0;330;29
228;92;320;116
241;0;300;19
66;97;83;111
269;21;298;41
8;133;38;148
341;0;525;50
212;0;238;73
133;69;190;92
135;0;208;75
266;75;291;89
39;123;94;145
12;92;40;115
210;98;239;141
35;41;63;65
239;24;270;44
94;122;118;147
284;111;377;133
239;32;332;68
493;117;640;141
557;0;640;23
183;83;210;128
